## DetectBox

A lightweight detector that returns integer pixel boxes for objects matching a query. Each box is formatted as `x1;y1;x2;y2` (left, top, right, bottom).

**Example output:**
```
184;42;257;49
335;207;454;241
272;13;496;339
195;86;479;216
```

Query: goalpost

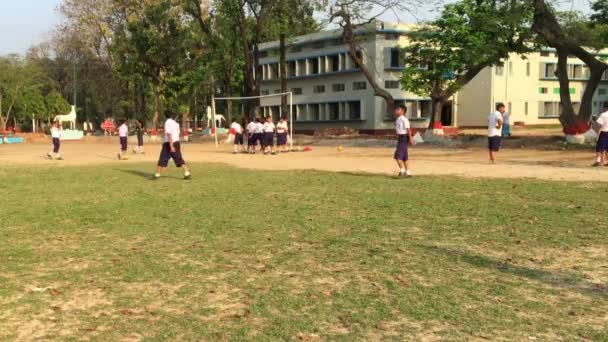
213;92;294;150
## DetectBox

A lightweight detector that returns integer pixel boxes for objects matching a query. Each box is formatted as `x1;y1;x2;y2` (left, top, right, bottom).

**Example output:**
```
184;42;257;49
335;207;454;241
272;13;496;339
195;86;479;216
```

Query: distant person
230;118;245;154
133;120;145;154
117;119;129;160
154;110;192;180
263;116;276;155
255;117;265;151
47;121;63;160
246;118;258;154
502;111;512;137
593;103;608;167
276;116;289;153
394;104;414;177
488;103;505;164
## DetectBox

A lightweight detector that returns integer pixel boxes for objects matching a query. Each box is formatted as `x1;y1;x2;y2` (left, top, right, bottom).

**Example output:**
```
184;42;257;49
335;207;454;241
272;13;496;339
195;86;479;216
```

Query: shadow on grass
115;168;156;180
418;244;607;299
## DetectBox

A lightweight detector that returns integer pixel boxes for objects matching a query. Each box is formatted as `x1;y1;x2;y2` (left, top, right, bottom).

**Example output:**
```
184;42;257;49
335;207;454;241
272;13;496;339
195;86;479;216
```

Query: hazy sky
0;0;592;56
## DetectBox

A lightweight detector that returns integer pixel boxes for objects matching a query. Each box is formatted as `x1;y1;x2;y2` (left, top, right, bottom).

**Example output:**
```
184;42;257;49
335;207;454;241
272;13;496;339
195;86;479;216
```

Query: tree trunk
153;83;161;130
238;3;256;120
226;82;233;123
280;32;288;119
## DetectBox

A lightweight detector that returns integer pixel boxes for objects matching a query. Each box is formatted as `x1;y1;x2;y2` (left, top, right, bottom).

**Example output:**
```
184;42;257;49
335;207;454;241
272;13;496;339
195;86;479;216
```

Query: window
309;58;319;75
353;81;367;90
288;61;297;77
544;63;556;78
385;80;400;89
332;83;345;92
571;65;583;79
495;65;504;76
539;87;548;94
291;88;303;95
329;55;340;72
312;41;325;49
328;103;340;120
541;102;561;118
390;48;401;68
599;88;607;96
261;90;270;95
348;101;361;119
313;85;325;93
525;102;528;116
351;51;363;69
540;51;551;57
259;51;268;58
290;46;302;53
274;89;282;94
526;62;531;77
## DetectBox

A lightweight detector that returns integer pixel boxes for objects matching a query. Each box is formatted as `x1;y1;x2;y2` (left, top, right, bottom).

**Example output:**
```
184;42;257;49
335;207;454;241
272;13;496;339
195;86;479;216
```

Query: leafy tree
401;0;535;130
533;0;608;137
45;91;71;118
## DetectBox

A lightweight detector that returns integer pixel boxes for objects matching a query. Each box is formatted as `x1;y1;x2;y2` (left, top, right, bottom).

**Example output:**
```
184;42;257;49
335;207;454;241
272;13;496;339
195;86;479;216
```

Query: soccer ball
337;146;344;152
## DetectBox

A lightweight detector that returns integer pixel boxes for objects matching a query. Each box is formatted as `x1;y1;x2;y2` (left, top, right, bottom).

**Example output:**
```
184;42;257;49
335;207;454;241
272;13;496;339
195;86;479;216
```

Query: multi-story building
258;21;608;133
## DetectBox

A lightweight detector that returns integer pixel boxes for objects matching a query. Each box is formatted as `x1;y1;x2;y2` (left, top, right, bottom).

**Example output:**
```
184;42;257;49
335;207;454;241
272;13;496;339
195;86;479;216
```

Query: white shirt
118;124;128;137
264;122;276;133
246;122;257;134
230;122;243;134
277;121;288;134
51;127;61;138
502;112;510;125
488;111;503;137
395;115;410;135
164;118;180;143
597;111;608;132
255;122;264;134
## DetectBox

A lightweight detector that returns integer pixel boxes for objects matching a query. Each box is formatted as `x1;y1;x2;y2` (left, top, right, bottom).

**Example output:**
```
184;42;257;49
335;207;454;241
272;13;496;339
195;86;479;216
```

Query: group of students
229;116;290;155
486;102;608;166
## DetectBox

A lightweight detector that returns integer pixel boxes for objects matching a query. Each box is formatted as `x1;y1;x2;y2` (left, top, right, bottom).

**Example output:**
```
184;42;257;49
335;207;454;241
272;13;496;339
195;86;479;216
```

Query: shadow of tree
417;244;607;299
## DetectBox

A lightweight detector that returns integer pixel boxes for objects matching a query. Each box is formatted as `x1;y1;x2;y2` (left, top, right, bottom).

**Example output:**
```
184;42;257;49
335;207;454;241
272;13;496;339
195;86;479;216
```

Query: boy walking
394;105;414;177
47;121;63;160
593;103;608;167
133;120;145;154
488;103;505;164
263;116;276;155
154;110;192;180
118;119;129;160
246;118;257;154
231;118;245;154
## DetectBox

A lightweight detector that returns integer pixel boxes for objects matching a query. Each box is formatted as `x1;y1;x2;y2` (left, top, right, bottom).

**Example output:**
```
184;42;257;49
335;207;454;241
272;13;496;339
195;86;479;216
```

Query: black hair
395;104;407;113
254;117;260;123
603;103;608;111
496;102;506;111
164;109;175;119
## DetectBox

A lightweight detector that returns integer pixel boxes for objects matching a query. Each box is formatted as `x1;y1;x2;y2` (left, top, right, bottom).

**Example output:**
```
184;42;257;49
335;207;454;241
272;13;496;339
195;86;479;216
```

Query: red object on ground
431;122;443;129
102;120;115;133
303;146;312;152
563;122;590;135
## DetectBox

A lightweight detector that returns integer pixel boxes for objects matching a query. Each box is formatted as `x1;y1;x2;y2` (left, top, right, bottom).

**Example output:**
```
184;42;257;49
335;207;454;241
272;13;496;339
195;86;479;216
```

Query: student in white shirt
488;103;505;164
393;105;414;177
255;118;265;150
230;118;245;154
263;116;276;155
154;110;192;180
47;121;63;160
276;116;289;153
593;103;608;167
246;118;258;153
117;120;129;160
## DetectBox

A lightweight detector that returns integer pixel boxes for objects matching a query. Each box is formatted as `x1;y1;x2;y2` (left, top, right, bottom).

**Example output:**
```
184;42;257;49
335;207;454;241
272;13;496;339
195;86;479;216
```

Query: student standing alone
47;121;63;160
394;105;414;177
118;120;129;160
592;103;608;167
488;103;505;164
154;110;192;180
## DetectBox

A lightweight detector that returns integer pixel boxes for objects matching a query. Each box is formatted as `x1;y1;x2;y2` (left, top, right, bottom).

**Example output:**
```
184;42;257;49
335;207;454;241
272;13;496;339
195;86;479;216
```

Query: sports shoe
117;153;122;160
592;162;601;167
47;153;52;159
184;173;192;180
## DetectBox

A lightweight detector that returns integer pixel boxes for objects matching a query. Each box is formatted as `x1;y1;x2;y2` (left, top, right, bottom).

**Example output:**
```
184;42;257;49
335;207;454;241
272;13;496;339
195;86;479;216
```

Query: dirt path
1;140;607;182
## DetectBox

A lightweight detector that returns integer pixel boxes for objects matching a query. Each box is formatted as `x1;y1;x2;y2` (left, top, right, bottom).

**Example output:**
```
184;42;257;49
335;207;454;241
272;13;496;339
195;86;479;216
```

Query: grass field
1;163;607;341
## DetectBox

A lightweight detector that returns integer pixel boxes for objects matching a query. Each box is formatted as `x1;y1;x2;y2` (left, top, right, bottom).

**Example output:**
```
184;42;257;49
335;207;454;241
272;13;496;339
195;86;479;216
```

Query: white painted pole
211;97;218;148
289;92;294;151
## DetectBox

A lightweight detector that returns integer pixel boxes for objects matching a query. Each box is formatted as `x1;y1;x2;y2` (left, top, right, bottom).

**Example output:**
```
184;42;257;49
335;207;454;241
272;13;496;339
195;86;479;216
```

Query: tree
532;0;608;140
328;0;407;113
401;0;534;131
45;91;71;119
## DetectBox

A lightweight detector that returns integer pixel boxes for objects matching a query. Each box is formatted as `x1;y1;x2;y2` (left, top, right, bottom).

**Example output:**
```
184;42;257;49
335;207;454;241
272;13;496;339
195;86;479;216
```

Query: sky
0;0;592;56
0;0;62;55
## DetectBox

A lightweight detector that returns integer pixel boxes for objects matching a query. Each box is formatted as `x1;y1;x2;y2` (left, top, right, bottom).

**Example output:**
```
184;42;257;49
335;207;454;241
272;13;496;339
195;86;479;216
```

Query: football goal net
213;92;294;150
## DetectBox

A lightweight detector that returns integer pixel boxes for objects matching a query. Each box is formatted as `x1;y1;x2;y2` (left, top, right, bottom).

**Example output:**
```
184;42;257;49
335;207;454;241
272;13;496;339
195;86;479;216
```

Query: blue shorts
394;135;409;161
120;136;128;151
597;131;608;153
277;133;288;146
158;142;186;167
488;136;502;152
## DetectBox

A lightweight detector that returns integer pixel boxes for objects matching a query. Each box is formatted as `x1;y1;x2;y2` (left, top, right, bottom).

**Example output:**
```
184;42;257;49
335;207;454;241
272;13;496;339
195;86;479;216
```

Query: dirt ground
2;135;607;182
